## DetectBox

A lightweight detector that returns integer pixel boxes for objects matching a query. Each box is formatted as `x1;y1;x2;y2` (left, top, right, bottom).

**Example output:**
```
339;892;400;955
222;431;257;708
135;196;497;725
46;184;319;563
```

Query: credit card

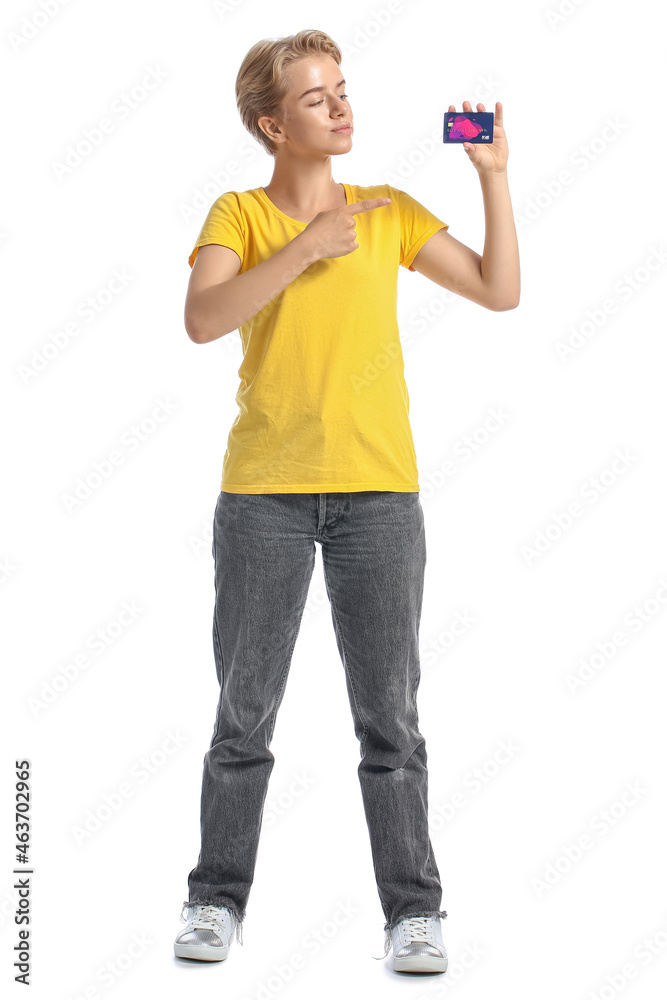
443;111;494;143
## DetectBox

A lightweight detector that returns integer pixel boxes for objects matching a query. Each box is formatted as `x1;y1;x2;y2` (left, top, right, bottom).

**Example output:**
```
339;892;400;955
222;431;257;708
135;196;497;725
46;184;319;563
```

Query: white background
2;0;667;997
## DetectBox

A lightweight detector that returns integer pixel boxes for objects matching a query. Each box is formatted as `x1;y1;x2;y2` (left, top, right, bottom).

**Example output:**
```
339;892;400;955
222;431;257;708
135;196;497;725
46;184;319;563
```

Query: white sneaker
375;914;448;973
174;901;243;961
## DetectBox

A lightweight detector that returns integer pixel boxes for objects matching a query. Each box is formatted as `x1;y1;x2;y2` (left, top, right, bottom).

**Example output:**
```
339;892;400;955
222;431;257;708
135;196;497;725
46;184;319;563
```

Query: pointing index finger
346;197;392;214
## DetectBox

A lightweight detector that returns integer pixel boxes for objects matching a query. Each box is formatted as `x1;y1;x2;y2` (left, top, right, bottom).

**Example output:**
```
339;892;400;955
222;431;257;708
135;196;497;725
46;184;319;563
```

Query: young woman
174;29;519;974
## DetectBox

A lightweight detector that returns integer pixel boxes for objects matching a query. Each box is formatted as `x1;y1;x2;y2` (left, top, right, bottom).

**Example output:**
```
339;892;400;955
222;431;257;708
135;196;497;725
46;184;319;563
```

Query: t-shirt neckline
256;183;350;227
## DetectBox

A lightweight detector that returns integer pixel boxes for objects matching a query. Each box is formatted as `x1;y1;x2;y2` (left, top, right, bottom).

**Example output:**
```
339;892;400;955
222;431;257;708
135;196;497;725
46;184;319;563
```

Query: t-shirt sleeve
388;185;449;271
188;192;246;269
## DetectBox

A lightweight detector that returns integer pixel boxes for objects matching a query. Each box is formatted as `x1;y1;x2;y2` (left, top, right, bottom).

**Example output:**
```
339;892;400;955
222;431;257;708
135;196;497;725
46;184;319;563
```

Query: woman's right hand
300;197;392;261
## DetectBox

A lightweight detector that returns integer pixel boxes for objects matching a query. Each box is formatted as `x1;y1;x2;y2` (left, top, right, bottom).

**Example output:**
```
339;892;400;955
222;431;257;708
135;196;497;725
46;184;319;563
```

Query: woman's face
261;54;354;155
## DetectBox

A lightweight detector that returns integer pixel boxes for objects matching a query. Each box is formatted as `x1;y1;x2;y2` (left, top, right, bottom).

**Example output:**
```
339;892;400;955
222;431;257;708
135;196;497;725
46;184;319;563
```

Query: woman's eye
310;95;348;106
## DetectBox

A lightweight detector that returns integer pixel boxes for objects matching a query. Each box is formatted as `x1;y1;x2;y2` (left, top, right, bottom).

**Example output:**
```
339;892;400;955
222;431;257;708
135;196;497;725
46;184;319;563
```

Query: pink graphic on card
448;116;484;140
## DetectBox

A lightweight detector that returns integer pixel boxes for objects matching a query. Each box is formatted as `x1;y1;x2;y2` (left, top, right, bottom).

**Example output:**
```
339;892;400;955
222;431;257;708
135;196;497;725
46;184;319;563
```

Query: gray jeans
187;490;446;935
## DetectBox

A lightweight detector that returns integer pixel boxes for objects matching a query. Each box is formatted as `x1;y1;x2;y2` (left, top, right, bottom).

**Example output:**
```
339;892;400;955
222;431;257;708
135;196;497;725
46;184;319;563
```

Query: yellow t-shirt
188;183;448;494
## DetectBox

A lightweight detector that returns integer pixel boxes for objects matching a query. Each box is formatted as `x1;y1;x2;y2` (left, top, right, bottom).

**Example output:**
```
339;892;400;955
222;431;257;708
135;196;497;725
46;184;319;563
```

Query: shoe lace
402;916;435;941
180;901;244;946
373;927;393;960
373;915;435;960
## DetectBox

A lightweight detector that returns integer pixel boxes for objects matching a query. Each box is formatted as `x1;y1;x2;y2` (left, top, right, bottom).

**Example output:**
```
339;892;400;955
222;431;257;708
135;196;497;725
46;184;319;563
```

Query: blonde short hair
236;29;343;158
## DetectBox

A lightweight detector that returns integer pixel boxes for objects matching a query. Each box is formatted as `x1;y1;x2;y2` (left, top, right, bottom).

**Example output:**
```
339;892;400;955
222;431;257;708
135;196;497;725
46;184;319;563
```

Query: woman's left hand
448;101;508;174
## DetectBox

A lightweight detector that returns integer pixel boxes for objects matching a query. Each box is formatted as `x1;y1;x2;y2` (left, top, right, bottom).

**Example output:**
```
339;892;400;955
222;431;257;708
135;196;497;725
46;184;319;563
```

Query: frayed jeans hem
184;898;246;927
383;908;447;933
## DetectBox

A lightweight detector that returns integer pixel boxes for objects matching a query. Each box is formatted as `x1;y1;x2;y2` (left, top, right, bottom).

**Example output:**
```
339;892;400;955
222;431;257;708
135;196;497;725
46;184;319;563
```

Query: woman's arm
186;196;394;343
186;232;320;344
410;101;520;312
